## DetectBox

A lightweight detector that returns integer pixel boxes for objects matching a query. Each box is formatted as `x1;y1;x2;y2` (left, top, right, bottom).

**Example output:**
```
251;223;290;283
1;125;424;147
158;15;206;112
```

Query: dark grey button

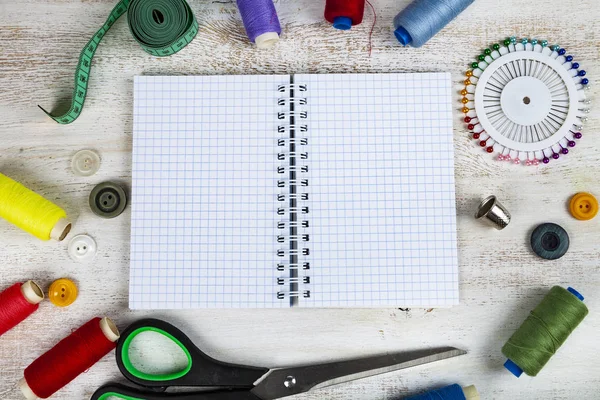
89;182;127;218
530;223;569;260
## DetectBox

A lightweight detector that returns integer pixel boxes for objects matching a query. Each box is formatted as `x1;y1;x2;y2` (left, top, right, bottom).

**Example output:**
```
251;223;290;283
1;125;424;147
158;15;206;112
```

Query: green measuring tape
40;0;198;124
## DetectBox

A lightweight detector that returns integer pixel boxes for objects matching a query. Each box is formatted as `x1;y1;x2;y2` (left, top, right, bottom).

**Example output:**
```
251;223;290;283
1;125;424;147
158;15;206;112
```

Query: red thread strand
24;317;116;399
324;0;366;26
366;0;376;56
0;283;39;336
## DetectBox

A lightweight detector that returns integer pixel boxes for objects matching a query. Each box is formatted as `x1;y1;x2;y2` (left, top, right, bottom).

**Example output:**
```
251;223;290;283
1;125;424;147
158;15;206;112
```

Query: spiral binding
277;81;310;302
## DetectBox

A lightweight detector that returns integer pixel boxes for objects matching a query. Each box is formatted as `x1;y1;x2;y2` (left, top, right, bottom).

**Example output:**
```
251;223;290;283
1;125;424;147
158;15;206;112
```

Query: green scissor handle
119;325;193;382
91;383;262;400
115;319;268;391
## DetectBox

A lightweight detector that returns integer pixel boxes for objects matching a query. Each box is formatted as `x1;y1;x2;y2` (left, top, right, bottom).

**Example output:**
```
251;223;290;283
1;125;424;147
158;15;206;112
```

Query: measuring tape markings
40;0;199;124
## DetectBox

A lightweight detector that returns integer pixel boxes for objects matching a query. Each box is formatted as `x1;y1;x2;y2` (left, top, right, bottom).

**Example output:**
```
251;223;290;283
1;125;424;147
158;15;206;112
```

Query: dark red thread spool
325;0;366;30
0;281;44;337
20;317;120;399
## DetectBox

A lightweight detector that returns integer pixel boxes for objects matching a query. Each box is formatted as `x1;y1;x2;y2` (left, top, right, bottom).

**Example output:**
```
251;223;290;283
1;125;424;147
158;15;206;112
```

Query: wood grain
0;0;599;398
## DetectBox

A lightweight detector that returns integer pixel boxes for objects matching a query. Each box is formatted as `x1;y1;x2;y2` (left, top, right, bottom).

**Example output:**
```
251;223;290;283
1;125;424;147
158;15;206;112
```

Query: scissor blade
251;347;465;400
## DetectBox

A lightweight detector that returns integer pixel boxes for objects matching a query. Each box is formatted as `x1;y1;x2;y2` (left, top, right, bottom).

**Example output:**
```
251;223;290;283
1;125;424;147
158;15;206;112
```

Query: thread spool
0;281;44;337
0;173;71;241
20;317;119;399
502;286;588;377
393;0;474;47
406;384;479;400
325;0;366;30
237;0;281;49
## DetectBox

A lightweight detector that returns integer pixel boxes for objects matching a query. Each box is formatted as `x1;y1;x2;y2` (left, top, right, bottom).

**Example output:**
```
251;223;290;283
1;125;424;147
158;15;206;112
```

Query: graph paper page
297;73;458;307
130;75;288;309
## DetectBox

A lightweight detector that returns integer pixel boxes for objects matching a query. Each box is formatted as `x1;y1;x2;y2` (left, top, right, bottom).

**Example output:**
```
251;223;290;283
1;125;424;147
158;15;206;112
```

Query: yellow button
48;278;78;307
569;192;598;221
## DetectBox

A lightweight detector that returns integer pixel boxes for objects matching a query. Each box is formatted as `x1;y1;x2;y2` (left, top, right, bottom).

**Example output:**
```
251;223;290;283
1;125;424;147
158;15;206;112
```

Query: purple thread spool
237;0;281;48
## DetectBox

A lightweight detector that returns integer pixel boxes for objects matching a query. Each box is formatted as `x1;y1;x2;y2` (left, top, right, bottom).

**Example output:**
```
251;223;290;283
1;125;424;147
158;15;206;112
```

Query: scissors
91;318;466;400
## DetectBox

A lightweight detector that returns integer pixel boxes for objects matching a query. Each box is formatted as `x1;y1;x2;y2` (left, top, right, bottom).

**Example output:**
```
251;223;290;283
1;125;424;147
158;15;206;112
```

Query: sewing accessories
68;234;98;263
237;0;281;48
530;223;569;260
89;182;128;218
475;195;511;230
0;281;44;337
39;0;198;124
48;278;78;308
20;317;119;399
71;149;101;177
325;0;366;30
462;37;590;165
406;384;480;400
569;192;598;221
394;0;474;47
502;286;588;377
92;318;466;400
0;172;71;241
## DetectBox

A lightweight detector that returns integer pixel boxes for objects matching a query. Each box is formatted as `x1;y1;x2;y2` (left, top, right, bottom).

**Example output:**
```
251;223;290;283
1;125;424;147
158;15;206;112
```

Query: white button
71;149;101;177
68;234;97;263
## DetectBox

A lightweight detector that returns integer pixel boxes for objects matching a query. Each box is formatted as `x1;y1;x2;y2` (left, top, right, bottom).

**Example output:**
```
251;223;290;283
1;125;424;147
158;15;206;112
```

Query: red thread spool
325;0;365;30
0;281;44;336
20;317;119;399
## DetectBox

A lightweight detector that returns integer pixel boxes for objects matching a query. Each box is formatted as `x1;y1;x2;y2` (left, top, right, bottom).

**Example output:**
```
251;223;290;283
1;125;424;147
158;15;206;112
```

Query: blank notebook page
297;73;458;307
130;75;288;309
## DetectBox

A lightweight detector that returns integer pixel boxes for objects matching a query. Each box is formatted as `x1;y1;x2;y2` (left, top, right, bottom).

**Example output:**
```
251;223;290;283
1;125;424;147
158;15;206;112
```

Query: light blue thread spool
393;0;474;47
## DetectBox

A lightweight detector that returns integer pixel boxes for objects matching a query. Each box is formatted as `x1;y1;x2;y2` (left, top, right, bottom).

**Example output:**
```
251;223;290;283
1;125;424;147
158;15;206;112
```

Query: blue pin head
333;16;353;30
394;26;413;46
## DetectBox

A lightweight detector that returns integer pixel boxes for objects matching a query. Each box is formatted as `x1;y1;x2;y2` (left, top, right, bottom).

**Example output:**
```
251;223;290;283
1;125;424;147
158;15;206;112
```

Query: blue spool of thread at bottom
405;384;466;400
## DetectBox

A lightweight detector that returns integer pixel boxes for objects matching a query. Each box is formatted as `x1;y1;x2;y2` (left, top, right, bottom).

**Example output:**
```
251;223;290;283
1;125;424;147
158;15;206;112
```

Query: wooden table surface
1;0;599;398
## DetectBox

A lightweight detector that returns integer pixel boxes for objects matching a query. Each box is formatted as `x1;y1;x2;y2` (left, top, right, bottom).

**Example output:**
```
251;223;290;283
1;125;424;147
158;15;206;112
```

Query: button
89;182;127;218
569;192;598;221
48;278;78;307
71;150;101;177
68;234;97;263
530;223;569;260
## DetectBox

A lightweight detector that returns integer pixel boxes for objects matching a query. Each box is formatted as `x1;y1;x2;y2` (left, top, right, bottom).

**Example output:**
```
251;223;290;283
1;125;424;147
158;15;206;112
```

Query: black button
531;223;569;260
89;182;127;218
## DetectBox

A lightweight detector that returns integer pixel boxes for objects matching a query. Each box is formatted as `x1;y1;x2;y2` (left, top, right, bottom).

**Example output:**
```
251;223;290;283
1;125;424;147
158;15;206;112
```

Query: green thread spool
502;286;588;377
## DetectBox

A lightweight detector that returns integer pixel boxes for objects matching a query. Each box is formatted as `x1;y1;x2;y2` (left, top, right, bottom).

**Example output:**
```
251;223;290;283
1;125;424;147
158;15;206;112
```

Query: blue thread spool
405;384;479;400
393;0;474;47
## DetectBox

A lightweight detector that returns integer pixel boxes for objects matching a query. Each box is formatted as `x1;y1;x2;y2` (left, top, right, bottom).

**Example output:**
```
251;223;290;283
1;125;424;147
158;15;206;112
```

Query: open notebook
130;73;458;309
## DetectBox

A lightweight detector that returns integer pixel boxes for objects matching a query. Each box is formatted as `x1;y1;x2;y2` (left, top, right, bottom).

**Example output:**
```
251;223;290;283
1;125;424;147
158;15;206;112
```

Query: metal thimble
475;196;511;230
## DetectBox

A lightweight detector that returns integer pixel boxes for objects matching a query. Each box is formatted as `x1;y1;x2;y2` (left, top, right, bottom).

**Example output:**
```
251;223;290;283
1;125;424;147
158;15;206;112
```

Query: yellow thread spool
0;173;71;241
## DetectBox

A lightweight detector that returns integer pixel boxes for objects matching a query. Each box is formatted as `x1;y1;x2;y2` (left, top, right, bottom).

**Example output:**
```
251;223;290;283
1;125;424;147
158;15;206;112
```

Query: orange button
569;192;598;221
48;278;78;307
